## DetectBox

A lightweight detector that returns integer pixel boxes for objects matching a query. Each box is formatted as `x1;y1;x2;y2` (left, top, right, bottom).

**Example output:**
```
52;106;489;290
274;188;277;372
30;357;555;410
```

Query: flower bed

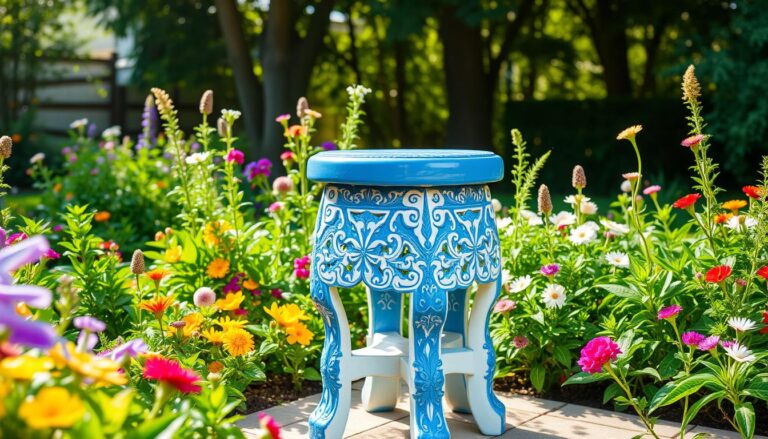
0;66;766;439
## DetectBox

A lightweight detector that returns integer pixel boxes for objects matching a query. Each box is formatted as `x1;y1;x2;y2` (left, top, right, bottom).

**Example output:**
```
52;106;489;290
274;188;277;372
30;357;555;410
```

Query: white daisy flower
582;221;600;232
620;180;632;193
29;152;45;164
605;251;629;268
550;211;577;228
542;284;566;308
102;125;122;139
580;201;598;215
725;215;757;230
600;219;630;235
69;118;88;129
185;152;210;165
564;195;591;205
509;275;533;293
727;317;756;332
568;224;597;245
723;342;756;363
520;210;544;226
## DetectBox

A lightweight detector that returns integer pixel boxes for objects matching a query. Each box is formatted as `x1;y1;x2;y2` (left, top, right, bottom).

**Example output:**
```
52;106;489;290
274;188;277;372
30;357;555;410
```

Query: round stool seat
307;149;503;186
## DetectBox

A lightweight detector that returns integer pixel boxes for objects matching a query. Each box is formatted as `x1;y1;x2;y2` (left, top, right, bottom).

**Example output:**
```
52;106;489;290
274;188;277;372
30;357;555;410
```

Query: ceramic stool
306;149;506;439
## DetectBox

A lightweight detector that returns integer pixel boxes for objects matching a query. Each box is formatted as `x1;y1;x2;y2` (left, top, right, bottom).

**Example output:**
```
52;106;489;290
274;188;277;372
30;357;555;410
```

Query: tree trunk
437;8;492;149
214;0;262;154
593;0;632;96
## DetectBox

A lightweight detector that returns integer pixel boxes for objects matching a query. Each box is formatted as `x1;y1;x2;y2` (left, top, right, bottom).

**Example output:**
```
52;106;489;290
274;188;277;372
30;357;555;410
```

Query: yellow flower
0;356;54;380
207;258;230;279
214;291;243;311
285;323;314;346
215;315;247;331
203;220;231;246
202;328;225;345
616;125;643;141
165;245;183;263
0;379;8;416
242;279;258;290
50;342;127;386
207;361;224;373
722;199;747;214
18;387;85;429
179;312;205;337
15;302;32;317
264;303;308;328
222;328;255;356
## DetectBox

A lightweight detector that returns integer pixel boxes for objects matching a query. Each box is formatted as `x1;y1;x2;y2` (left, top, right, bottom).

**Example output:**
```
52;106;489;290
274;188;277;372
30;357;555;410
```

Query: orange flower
207;258;230;279
165;246;182;263
242;279;258;290
155;231;166;241
286;125;306;137
94;211;111;222
11;133;21;143
715;213;733;224
203;220;231;246
286;323;314;346
207;361;224;373
52;183;62;193
721;199;747;214
15;302;32;318
145;268;170;287
222;328;255;356
139;295;175;319
214;291;244;311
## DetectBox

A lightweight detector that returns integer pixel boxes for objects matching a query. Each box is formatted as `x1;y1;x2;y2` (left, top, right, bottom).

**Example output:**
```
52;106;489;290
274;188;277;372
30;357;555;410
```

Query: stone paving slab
240;383;760;439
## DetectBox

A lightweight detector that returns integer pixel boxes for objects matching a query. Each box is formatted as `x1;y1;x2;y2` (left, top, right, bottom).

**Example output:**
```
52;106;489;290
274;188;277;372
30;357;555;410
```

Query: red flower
757;266;768;280
672;193;701;209
761;311;768;334
743;185;762;200
705;265;732;283
143;358;201;393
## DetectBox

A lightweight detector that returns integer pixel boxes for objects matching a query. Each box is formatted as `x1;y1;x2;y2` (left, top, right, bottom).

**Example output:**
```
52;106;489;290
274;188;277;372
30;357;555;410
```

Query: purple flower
77;330;99;351
244;158;272;181
681;331;705;346
87;123;97;139
222;274;242;294
100;338;148;362
190;142;201;152
322;141;337;151
74;316;106;333
698;335;720;351
0;228;6;248
540;264;559;277
52;225;64;233
0;236;58;349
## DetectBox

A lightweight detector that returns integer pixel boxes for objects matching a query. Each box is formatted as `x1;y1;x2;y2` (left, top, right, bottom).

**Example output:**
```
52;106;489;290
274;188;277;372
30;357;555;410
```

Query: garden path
239;380;763;439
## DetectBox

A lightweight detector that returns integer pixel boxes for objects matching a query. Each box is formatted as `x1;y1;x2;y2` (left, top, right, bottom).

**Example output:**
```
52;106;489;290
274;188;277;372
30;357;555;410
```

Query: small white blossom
605;251;629;268
185;152;210;165
727;317;756;332
600;219;630;235
580;201;598;215
521;209;543;226
568;223;597;245
69;118;88;129
550;211;576;228
564;195;591;205
509;275;533;293
346;84;372;101
620;180;632;193
102;125;121;139
542;284;566;308
723;342;756;363
221;109;241;121
29;152;45;164
725;215;757;231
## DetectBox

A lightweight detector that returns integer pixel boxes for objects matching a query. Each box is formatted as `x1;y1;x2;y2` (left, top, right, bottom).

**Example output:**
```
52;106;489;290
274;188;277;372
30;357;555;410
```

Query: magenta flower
643;185;661;195
493;299;516;313
697;335;720;351
540;264;560;277
513;335;529;349
275;114;290;123
271;288;283;299
226;149;245;165
321;141;337;151
268;202;284;213
657;304;682;320
5;232;27;246
0;236;58;349
222;274;242;294
244;158;272;181
43;249;60;260
721;340;736;349
258;412;282;439
681;331;705;346
577;336;622;374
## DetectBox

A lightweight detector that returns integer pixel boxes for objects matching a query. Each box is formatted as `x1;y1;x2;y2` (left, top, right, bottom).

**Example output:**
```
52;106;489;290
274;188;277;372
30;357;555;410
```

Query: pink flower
43;249;60;260
143;357;202;393
294;256;310;269
275;114;290;123
258;412;282;439
234;308;248;316
280;151;295;164
577;336;621;374
721;340;736;349
493;299;516;313
295;268;309;279
643;185;661;195
681;134;704;148
193;287;216;307
697;335;720;351
273;176;294;194
657;304;682;320
271;288;283;299
681;331;705;346
513;336;528;349
226;149;245;165
268;202;284;213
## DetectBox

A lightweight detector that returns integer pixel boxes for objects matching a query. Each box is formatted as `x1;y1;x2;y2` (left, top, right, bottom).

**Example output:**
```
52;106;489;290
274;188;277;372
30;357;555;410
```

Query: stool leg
465;280;506;435
362;288;403;412
309;282;352;439
408;285;450;439
443;288;471;414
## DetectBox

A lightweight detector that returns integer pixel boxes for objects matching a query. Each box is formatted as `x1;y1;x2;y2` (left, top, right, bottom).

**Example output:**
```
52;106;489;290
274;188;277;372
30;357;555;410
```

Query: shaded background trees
4;0;768;194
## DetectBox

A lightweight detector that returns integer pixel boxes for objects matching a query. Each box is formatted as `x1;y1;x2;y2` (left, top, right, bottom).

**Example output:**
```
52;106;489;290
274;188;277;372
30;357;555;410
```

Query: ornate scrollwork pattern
313;184;500;292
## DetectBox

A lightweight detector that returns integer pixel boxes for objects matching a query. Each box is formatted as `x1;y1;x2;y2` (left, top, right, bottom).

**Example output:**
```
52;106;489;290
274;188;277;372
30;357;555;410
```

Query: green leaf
681;391;725;428
530;364;546;391
629;367;662;381
744;379;768;401
304;367;322;381
735;402;755;439
128;413;185;439
562;371;608;386
658;352;682;379
553;345;571;367
603;382;624;404
649;374;714;413
597;284;639;299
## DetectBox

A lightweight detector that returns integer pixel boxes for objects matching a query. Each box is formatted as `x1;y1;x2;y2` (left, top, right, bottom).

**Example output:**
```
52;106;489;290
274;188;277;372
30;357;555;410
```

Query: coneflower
131;250;145;275
572;165;586;190
0;135;12;159
682;65;701;104
296;97;309;118
199;90;214;115
538;184;553;215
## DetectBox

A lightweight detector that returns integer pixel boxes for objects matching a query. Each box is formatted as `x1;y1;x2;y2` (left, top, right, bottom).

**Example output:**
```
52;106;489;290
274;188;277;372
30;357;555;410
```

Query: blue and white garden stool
307;150;506;438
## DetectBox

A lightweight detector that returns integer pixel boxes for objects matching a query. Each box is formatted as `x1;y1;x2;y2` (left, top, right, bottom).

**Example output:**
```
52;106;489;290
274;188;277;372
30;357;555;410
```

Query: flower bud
296;97;309;118
131;250;145;275
199;90;213;115
572;165;586;190
0;136;12;159
537;184;553;215
217;118;228;137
